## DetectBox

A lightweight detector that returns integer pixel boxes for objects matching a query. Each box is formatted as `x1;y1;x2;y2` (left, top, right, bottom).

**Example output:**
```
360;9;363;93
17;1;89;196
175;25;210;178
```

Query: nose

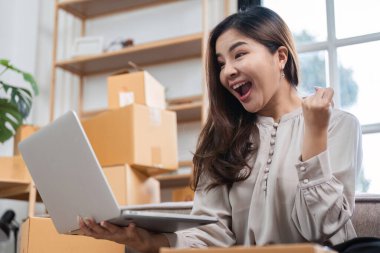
223;61;238;80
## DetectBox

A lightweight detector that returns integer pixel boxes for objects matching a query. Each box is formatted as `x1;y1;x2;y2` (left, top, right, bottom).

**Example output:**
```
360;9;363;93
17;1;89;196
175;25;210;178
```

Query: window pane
357;133;380;194
262;0;327;45
335;0;380;39
338;41;380;125
298;51;327;97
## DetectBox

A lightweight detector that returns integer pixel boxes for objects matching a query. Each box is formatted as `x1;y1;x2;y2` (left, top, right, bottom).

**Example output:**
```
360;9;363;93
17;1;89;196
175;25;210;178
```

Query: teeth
232;82;247;90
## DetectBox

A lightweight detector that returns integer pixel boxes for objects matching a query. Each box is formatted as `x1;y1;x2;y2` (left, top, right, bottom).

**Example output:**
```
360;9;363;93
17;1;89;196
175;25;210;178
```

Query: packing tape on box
151;146;163;168
118;91;134;107
149;107;161;126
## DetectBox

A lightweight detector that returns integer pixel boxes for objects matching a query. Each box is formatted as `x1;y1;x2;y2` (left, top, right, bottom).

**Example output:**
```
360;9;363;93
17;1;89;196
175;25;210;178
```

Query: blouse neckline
256;107;302;125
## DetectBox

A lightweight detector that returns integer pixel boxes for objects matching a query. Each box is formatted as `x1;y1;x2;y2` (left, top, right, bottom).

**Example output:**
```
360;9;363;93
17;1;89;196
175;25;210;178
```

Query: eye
235;52;246;59
218;61;225;69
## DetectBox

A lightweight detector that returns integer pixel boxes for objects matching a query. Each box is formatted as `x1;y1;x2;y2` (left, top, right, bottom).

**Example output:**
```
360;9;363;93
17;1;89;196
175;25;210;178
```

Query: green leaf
0;59;10;66
0;59;38;143
1;81;33;118
0;58;39;95
23;72;39;95
0;99;23;143
0;58;22;74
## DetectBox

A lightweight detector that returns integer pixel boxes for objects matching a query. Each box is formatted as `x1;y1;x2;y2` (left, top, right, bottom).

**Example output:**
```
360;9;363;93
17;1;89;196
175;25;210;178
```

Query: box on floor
82;103;178;175
19;217;125;253
108;70;166;110
160;244;336;253
103;164;160;205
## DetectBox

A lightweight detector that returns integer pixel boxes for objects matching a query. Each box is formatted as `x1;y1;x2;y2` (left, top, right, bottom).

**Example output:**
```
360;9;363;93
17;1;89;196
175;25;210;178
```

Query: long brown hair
192;6;300;191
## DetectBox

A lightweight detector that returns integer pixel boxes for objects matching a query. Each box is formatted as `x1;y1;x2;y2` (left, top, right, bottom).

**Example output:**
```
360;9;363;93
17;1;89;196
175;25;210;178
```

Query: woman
79;6;362;252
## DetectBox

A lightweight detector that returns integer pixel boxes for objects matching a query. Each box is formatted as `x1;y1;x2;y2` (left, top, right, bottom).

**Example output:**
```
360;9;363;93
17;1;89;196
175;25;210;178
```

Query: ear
277;46;288;69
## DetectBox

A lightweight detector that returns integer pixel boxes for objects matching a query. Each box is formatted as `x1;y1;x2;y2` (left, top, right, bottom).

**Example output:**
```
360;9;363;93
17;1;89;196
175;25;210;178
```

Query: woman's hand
301;87;334;161
79;217;169;253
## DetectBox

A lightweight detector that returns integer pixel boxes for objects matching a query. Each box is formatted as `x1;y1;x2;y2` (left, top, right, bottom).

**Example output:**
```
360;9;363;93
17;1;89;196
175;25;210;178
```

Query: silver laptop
18;110;217;234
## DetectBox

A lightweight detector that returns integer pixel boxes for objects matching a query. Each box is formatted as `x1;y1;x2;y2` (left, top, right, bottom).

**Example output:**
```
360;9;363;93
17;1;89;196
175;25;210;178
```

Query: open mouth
232;81;252;98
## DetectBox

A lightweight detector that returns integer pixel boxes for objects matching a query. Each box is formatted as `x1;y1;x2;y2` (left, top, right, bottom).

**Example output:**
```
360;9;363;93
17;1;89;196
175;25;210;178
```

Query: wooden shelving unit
0;156;38;217
58;0;178;19
155;173;192;189
50;0;222;198
56;33;203;76
50;1;209;122
167;95;203;122
80;94;203;123
155;160;192;188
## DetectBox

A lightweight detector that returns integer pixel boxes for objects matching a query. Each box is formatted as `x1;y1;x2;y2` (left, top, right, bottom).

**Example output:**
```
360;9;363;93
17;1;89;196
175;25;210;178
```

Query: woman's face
216;28;285;114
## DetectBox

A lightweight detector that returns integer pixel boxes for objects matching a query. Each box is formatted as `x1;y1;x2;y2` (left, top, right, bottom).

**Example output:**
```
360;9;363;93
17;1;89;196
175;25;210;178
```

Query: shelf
155;173;192;189
80;95;203;122
0;156;33;200
167;95;203;123
58;0;177;19
178;160;193;167
56;33;203;76
0;184;36;201
154;160;193;188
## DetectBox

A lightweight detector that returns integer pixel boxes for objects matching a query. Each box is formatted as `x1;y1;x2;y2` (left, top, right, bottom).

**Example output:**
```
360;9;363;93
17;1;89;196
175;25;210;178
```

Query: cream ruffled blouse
165;107;362;247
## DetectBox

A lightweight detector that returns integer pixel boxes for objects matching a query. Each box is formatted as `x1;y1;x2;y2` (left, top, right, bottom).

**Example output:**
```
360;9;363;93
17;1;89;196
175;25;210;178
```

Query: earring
281;70;285;78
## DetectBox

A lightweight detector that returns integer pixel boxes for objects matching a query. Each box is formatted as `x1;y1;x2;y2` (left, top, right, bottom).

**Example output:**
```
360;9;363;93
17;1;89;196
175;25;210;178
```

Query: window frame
295;0;380;134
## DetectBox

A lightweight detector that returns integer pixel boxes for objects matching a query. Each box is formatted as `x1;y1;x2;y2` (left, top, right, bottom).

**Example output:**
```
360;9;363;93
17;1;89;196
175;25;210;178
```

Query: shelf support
49;0;59;122
78;19;86;116
27;182;37;217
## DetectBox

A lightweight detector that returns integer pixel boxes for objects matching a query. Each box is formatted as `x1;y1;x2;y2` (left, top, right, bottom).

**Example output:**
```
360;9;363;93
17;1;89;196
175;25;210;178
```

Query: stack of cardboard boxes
82;70;178;205
19;70;179;252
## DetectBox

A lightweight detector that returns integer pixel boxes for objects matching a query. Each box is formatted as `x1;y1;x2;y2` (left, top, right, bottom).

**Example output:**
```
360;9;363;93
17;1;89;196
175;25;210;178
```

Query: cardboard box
160;244;336;253
108;71;166;109
19;217;125;253
103;164;160;205
172;186;194;202
82;104;178;175
13;125;39;155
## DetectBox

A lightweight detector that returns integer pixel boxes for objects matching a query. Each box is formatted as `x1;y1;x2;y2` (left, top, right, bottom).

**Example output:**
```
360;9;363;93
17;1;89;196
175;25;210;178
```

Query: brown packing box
13;124;39;155
103;164;160;205
19;217;125;253
108;71;166;109
160;244;336;253
82;104;178;175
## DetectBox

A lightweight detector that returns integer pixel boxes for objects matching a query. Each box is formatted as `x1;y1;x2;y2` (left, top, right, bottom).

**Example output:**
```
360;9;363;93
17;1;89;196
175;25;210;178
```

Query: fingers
79;217;138;242
314;86;333;98
79;217;94;235
125;223;137;240
99;221;120;234
79;217;112;239
313;86;334;106
323;87;334;102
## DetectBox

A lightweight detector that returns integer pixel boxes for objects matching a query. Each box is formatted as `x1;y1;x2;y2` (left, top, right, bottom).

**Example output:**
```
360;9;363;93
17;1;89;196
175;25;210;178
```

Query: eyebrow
216;41;248;58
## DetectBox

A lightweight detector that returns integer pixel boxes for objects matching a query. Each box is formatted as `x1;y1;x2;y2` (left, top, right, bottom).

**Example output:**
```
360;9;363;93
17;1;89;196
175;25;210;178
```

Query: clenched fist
302;87;334;133
301;87;334;161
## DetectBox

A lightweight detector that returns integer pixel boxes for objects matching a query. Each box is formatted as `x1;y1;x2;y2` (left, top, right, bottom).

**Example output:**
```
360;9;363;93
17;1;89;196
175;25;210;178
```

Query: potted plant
0;59;39;143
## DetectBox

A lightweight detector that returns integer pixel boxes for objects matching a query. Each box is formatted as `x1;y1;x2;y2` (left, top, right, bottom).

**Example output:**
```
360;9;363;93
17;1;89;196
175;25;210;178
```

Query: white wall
0;1;47;252
0;0;39;156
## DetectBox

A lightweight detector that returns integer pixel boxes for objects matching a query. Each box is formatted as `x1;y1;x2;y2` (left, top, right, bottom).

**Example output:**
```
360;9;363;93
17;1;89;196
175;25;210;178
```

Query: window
262;0;380;193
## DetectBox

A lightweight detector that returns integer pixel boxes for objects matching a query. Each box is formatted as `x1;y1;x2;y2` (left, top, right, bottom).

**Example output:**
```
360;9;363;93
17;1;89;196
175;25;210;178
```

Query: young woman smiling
79;6;363;252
